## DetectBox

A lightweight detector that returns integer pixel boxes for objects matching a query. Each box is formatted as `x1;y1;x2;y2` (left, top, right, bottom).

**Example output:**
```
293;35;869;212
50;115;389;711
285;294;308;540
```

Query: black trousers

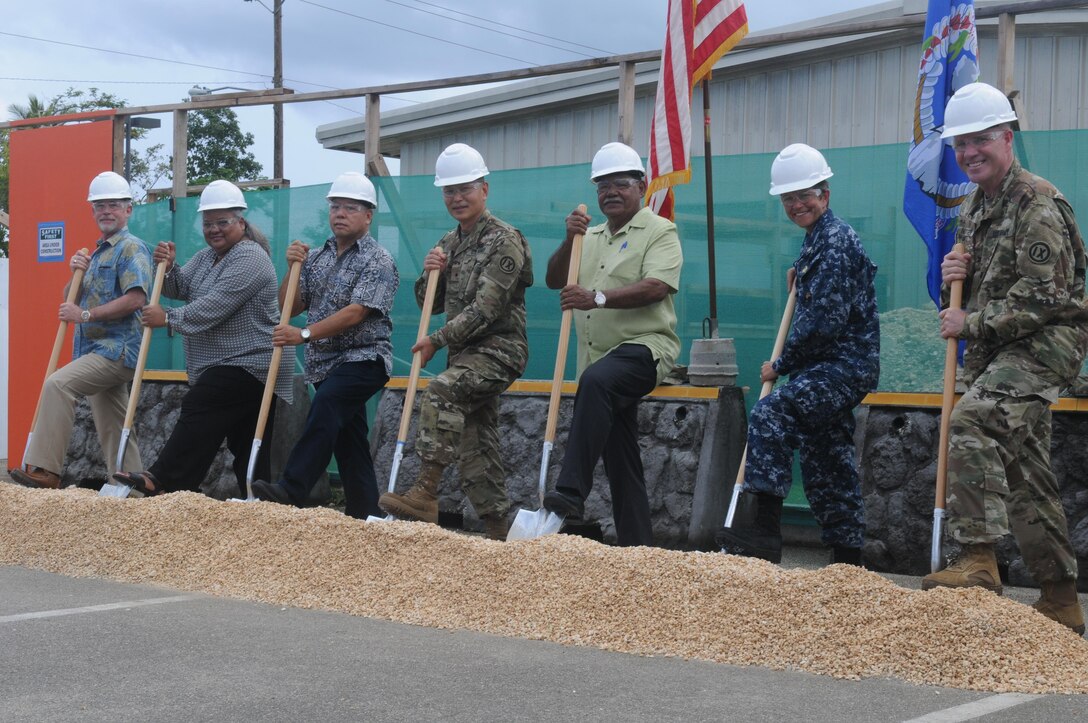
150;366;275;497
555;344;658;546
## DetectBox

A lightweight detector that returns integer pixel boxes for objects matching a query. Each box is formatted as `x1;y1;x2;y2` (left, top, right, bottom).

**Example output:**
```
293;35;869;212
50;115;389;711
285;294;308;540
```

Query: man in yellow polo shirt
542;142;683;546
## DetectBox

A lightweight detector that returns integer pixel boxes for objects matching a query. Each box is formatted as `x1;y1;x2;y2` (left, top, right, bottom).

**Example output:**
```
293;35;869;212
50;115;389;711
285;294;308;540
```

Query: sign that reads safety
38;222;66;262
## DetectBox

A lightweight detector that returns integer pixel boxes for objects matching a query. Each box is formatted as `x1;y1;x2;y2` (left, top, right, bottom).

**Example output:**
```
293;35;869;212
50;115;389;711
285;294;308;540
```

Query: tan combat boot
921;544;1003;595
378;462;442;523
481;512;510;541
1033;580;1086;635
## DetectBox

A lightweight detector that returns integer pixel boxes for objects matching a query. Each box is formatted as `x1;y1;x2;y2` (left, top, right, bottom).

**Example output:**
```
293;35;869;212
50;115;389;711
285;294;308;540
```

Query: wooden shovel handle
397;245;444;443
934;242;966;513
544;204;588;443
31;248;90;430
122;258;169;429
733;286;797;489
254;255;303;443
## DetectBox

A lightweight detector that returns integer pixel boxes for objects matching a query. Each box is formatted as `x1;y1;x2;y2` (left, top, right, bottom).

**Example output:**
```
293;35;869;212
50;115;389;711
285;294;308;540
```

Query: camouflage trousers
946;374;1078;583
744;368;867;548
415;353;517;517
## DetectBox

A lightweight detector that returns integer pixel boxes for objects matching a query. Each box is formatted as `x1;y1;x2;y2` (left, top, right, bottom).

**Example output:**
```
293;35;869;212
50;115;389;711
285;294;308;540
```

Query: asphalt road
2;564;1086;722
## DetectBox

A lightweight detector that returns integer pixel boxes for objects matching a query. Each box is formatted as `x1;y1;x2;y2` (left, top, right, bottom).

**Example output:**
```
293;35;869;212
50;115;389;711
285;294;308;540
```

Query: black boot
831;546;863;567
716;491;783;563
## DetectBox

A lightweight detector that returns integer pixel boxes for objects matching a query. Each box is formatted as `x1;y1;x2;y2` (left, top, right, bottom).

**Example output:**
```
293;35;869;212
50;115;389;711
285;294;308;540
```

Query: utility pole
273;0;284;180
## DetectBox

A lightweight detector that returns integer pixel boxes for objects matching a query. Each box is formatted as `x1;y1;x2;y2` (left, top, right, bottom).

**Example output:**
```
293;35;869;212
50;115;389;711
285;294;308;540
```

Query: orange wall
7;119;116;467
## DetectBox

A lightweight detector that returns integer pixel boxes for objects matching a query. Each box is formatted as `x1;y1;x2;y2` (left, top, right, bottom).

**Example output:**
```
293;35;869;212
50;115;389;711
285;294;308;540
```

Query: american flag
646;0;748;219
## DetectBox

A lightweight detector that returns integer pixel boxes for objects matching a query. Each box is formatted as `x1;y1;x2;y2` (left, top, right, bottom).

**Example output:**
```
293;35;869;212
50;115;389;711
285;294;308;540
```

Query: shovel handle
254;256;303;444
544;204;587;444
122;258;169;431
932;242;965;569
396;246;443;444
731;287;797;491
30;248;90;432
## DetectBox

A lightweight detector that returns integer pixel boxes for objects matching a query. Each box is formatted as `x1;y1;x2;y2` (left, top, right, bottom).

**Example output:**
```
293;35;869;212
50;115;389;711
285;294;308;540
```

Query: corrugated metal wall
397;24;1088;174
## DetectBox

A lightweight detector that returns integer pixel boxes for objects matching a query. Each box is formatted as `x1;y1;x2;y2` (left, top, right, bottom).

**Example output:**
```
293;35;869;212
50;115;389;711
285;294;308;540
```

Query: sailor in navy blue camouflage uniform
718;144;879;566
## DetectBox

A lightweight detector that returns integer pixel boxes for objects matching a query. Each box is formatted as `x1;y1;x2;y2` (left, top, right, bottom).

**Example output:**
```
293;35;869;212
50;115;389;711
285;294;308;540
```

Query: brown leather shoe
11;467;62;489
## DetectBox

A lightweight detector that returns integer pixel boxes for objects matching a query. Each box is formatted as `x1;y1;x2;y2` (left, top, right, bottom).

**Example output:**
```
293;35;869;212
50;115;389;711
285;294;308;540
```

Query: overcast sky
0;0;886;187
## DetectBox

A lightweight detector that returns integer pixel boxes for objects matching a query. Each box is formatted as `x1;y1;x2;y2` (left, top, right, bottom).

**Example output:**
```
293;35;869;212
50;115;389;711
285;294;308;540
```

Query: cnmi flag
903;1;979;306
647;0;748;219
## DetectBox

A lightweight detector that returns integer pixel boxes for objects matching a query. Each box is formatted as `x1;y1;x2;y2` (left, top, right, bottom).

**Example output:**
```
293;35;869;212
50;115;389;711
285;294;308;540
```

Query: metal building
315;1;1088;171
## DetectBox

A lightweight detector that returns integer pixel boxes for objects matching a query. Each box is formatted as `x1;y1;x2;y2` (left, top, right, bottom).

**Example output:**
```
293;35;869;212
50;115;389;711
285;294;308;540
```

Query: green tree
186;107;264;186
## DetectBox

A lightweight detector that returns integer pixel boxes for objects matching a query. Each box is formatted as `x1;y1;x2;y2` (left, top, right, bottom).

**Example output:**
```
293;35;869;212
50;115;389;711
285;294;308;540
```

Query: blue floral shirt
299;233;399;383
73;227;153;369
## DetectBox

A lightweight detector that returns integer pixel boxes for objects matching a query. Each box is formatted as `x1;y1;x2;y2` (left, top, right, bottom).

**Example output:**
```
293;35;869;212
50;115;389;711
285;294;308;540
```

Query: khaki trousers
25;353;143;477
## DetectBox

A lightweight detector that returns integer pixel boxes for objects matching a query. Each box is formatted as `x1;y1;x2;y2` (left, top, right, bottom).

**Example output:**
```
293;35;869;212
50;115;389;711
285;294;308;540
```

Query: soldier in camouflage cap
717;143;880;567
378;144;533;540
921;83;1087;636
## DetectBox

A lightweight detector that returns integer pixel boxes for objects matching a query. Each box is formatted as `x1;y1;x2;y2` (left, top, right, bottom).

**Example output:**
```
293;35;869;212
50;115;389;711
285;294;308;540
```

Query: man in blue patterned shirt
253;172;399;518
717;144;880;566
13;172;153;489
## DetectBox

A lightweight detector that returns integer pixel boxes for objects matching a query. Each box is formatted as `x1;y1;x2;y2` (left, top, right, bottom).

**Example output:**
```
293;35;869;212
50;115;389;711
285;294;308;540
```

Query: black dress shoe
542;489;584;519
251;479;298;506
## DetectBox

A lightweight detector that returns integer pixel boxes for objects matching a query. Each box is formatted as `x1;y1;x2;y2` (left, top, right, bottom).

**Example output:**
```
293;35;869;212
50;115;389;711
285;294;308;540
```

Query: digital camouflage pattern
415;211;533;373
944;160;1088;582
745;209;879;549
412;211;532;516
414;353;516;517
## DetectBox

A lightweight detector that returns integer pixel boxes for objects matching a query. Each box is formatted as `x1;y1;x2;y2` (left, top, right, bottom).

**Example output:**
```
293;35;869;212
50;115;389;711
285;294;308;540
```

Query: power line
376;0;599;59
409;0;617;56
0;77;265;85
0;30;340;91
296;0;538;66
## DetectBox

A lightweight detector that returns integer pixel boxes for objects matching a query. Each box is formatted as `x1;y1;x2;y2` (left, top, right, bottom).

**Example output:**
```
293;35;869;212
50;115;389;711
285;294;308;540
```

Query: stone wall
858;406;1088;591
63;375;322;501
369;385;747;549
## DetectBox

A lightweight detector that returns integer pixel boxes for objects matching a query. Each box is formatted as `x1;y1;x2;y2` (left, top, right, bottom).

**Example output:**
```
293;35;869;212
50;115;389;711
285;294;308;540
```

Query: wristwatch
300;327;312;343
80;309;91;323
594;290;607;309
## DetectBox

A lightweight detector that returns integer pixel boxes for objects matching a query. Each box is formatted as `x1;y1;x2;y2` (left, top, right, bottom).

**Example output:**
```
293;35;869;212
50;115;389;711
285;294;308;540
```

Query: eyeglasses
595;178;640;193
951;131;1006;152
779;189;823;206
201;217;240;231
92;200;128;212
442;182;482;199
328;202;367;214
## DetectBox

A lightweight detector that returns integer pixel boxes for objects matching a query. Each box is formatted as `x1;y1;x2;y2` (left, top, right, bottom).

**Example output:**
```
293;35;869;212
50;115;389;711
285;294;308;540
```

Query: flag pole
701;77;719;338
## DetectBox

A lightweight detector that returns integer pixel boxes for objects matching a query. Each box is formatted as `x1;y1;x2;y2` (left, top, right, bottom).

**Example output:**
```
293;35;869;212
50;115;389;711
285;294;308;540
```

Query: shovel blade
506;508;564;541
365;513;395;523
98;481;133;498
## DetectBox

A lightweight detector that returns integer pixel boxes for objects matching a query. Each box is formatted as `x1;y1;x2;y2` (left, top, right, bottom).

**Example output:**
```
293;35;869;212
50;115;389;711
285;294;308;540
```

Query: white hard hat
87;171;133;202
197;180;247;211
590;142;644;181
769;143;834;196
327;171;377;206
940;82;1017;139
434;143;489;187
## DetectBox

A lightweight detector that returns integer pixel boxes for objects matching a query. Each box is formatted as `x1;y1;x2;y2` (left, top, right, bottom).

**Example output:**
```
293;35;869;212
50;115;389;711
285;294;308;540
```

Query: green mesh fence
131;129;1088;399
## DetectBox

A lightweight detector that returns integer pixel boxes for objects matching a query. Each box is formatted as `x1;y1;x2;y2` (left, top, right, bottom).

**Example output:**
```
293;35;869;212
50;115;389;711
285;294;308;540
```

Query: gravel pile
2;485;1086;694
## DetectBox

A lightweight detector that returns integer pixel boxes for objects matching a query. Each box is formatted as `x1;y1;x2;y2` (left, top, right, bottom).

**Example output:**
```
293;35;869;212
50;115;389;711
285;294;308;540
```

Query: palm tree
6;94;69;121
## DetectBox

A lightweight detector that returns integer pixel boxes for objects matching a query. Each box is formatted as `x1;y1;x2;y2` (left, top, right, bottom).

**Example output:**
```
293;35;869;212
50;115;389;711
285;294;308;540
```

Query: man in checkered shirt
253;172;398;518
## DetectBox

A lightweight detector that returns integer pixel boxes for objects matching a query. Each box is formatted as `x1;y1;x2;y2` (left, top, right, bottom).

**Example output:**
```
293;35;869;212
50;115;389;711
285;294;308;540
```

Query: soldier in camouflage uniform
378;144;532;540
921;83;1087;636
717;144;879;566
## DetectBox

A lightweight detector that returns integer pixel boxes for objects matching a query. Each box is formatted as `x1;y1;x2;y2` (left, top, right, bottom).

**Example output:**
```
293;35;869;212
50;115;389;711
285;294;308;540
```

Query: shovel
507;204;587;541
22;248;90;471
230;257;303;503
931;242;965;572
366;246;443;523
722;286;797;529
100;259;169;498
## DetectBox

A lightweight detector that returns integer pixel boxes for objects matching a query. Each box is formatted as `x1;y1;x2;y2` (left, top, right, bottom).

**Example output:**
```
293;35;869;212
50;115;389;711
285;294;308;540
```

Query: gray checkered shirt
163;240;293;402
